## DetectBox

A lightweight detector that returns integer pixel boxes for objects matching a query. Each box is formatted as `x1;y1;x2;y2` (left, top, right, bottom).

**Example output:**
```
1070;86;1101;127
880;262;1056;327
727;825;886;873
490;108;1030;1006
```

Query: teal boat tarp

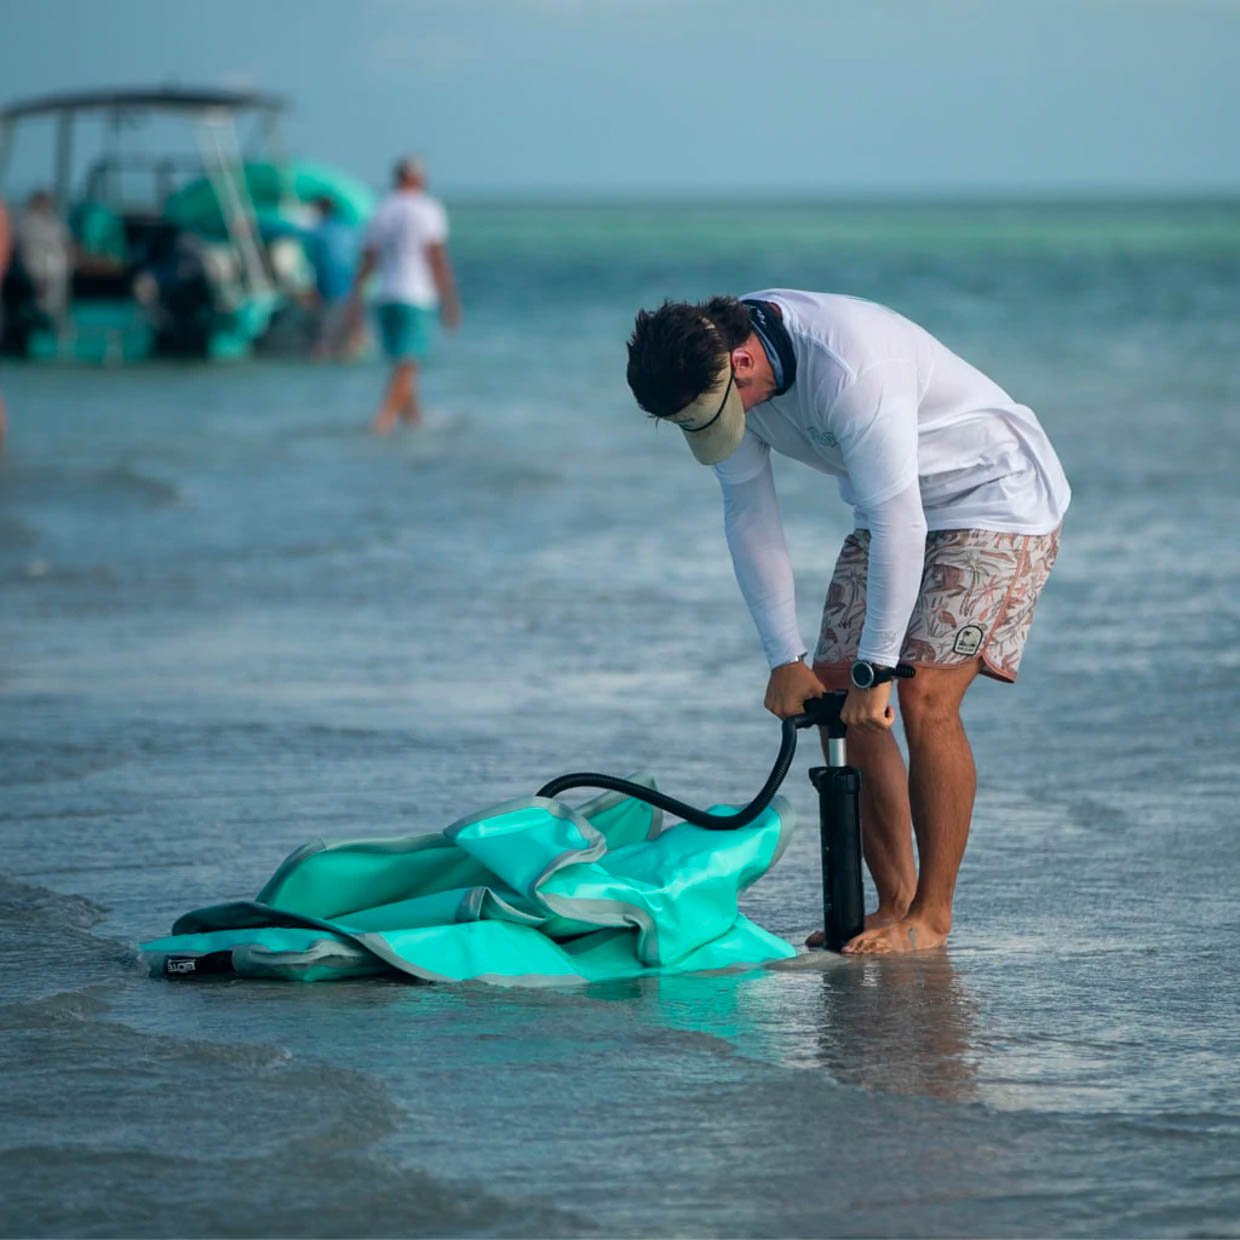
141;779;797;986
164;160;377;237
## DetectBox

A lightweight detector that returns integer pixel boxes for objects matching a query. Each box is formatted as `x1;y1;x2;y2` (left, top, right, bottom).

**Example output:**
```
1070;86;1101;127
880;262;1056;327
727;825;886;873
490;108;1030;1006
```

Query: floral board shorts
812;527;1062;684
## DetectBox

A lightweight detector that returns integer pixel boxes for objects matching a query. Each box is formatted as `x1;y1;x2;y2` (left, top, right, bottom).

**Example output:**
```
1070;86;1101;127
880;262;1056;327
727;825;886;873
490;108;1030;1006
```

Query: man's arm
842;481;927;731
349;247;377;301
427;242;461;330
855;481;927;667
829;362;926;732
719;454;827;718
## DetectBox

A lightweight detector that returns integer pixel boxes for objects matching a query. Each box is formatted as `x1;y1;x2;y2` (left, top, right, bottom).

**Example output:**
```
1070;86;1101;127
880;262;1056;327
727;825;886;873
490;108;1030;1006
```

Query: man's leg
849;728;919;923
814;667;917;929
807;529;920;945
398;360;423;426
844;659;981;954
803;727;918;949
398;308;435;425
371;362;414;435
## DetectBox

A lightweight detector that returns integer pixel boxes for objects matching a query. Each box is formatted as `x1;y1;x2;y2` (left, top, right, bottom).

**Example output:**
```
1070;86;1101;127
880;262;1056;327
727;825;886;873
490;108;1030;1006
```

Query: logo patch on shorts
953;624;984;656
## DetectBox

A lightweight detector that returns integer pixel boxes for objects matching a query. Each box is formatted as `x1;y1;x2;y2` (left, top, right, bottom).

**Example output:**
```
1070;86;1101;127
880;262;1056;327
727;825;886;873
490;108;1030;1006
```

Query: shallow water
2;201;1239;1237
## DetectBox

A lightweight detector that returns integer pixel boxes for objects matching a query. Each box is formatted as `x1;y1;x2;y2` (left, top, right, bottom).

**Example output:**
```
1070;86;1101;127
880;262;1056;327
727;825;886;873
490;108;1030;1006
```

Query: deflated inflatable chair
143;695;868;986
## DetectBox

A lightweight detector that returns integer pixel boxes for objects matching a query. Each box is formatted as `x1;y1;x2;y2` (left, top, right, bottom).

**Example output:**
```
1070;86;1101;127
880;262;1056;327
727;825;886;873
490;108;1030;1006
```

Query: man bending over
625;291;1069;953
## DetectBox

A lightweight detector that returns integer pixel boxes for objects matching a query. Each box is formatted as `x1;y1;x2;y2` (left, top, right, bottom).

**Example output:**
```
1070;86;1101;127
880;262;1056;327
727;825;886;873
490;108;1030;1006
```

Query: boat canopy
0;87;286;123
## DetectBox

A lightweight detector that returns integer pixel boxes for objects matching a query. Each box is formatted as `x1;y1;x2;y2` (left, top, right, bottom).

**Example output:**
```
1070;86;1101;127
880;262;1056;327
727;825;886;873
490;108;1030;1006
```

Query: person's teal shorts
375;301;437;362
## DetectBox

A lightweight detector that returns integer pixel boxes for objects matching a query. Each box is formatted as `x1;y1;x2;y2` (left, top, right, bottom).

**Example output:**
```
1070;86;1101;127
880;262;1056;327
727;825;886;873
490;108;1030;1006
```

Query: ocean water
1;200;1238;1238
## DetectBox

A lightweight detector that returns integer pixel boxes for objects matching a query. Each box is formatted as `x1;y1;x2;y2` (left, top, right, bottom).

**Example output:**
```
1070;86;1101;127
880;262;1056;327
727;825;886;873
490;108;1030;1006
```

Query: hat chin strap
680;371;735;433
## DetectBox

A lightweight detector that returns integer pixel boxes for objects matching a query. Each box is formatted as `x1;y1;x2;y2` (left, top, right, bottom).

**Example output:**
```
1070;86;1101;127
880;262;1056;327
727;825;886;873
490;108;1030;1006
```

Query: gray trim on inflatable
156;787;796;987
523;794;796;968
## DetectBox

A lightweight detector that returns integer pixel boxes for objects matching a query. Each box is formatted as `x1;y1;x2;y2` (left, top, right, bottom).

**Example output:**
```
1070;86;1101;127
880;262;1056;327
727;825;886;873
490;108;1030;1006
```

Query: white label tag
953;625;984;656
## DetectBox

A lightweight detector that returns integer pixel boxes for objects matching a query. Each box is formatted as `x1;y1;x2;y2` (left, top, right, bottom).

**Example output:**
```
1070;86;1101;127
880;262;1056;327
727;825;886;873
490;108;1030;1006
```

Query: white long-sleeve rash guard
713;290;1070;672
721;465;927;670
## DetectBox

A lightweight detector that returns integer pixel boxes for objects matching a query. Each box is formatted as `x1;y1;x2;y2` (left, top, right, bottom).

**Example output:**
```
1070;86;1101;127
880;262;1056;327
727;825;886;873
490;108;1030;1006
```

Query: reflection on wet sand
812;953;981;1103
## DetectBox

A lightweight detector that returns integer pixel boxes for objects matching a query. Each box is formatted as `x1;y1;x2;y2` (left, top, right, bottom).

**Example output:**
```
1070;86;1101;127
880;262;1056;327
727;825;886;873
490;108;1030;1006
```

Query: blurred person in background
0;195;9;455
13;190;72;330
349;156;461;434
306;195;363;361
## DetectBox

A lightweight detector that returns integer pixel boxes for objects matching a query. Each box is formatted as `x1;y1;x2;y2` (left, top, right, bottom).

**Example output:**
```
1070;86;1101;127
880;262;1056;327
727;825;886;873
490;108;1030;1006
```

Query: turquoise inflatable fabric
163;160;377;236
141;778;797;986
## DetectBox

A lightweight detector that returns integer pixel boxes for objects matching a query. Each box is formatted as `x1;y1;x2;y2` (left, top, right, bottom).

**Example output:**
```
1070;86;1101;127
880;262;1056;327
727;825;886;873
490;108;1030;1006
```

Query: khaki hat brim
667;360;745;465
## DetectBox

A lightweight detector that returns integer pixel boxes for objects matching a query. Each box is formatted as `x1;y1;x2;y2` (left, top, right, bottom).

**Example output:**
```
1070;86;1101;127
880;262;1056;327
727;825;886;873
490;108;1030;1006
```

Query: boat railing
194;113;273;301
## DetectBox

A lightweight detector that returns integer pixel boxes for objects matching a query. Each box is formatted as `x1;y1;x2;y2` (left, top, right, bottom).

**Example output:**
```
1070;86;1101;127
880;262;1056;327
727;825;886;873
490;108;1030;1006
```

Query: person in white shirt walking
351;157;461;434
625;291;1070;954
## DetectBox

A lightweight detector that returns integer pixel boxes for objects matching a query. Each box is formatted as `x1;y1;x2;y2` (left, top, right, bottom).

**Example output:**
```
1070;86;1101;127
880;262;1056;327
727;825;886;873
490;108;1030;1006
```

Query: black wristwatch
850;660;903;689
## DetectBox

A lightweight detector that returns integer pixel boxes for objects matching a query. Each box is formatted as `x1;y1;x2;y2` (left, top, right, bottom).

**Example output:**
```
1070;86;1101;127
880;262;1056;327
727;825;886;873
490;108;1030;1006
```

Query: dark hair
626;296;752;417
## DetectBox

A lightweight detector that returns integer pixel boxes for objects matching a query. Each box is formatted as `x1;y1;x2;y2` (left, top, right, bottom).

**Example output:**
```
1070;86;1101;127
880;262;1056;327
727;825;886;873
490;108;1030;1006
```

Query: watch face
850;661;873;689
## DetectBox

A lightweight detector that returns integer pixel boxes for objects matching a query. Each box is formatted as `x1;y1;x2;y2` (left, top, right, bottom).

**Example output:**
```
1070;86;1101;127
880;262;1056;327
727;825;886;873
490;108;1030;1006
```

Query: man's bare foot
804;908;902;949
841;914;950;955
370;413;397;436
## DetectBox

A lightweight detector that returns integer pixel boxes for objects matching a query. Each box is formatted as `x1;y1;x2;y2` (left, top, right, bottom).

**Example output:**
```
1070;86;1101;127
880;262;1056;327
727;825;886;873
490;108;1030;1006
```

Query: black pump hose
536;672;913;830
536;713;814;831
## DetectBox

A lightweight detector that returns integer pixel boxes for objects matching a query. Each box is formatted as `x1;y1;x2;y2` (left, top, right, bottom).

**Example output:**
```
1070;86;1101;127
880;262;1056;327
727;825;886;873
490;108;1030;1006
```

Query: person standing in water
350;157;461;434
0;195;10;456
625;291;1069;954
306;196;362;361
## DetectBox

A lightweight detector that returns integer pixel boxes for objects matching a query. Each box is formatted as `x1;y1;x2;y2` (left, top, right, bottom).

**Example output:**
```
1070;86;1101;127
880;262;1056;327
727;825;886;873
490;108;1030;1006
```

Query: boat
0;86;374;364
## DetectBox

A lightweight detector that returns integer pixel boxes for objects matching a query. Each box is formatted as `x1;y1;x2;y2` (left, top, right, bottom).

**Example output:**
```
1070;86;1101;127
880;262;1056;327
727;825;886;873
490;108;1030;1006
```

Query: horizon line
437;188;1240;208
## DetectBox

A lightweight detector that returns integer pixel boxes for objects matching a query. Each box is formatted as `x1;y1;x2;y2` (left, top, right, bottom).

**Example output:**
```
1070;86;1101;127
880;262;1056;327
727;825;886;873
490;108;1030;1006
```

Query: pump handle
789;692;846;734
789;663;916;733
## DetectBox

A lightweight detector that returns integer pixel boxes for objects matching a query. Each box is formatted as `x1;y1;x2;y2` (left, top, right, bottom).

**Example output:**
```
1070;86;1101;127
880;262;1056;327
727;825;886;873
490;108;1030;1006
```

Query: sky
1;0;1238;199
